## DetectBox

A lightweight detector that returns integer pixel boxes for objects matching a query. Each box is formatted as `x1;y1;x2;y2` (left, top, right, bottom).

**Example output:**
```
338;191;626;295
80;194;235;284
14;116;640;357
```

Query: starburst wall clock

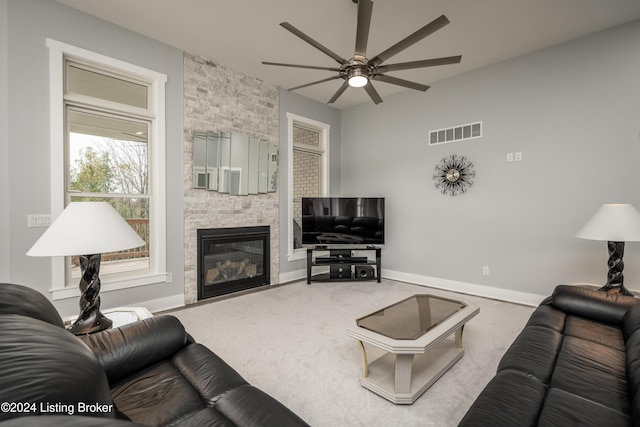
433;155;475;196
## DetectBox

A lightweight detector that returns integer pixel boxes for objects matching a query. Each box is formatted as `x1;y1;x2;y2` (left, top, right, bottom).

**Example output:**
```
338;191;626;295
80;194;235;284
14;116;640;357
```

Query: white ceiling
57;0;640;109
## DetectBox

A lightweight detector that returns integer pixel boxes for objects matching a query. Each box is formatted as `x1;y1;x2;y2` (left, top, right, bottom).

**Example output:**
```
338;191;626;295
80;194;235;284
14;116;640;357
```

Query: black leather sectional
0;283;309;427
459;285;640;426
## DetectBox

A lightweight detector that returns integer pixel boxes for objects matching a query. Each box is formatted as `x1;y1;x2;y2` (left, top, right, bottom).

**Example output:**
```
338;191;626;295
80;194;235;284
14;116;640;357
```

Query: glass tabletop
356;294;467;340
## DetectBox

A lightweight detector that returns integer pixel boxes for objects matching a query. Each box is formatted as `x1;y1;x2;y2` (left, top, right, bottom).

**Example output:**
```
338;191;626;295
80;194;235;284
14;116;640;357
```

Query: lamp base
67;311;113;335
67;253;113;335
597;283;634;297
596;241;635;297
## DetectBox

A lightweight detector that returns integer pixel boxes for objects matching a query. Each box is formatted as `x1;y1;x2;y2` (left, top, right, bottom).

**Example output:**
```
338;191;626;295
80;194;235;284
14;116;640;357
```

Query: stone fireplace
197;226;270;300
183;52;280;305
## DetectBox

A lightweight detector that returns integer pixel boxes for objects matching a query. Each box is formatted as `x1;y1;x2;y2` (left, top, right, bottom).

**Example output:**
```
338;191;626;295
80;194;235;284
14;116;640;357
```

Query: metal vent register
429;121;482;145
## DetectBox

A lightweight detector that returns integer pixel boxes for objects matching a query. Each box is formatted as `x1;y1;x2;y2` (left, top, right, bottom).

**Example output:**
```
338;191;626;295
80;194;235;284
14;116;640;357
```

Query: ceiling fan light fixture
347;69;368;87
264;1;460;105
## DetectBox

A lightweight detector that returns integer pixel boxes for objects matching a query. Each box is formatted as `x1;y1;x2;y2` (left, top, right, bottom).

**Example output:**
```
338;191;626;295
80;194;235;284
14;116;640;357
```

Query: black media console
306;246;381;284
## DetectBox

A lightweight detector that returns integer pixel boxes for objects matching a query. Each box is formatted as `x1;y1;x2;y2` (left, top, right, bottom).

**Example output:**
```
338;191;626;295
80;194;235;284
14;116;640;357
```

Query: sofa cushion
564;315;626;350
172;343;248;406
110;359;206;425
110;343;309;427
0;315;114;423
497;325;563;383
550;335;628;414
524;303;566;332
213;384;310;427
458;370;547;426
537;388;631;426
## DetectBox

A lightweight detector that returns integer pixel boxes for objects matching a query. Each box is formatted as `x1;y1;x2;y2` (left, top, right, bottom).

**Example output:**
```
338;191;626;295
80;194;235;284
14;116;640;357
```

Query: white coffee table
347;294;479;404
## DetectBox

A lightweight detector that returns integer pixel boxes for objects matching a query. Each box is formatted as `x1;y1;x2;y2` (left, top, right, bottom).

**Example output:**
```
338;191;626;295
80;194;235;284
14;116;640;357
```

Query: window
47;39;167;299
66;108;150;279
287;113;329;260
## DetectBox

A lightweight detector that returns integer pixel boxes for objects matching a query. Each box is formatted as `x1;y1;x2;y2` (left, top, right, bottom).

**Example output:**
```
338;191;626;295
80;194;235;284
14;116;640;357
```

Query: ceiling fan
262;0;462;105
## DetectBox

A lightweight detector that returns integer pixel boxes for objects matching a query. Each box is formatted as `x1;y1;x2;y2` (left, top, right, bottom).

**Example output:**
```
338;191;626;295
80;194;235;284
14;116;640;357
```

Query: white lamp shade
27;202;146;256
576;203;640;242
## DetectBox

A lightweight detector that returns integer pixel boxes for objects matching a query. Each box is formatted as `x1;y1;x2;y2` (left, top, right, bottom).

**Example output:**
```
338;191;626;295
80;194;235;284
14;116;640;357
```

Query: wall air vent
429;121;482;146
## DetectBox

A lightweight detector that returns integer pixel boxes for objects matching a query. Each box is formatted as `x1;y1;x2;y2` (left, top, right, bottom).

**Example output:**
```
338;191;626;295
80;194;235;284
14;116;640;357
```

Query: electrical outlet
515;152;523;161
166;272;173;283
27;214;51;228
482;266;490;276
506;153;514;162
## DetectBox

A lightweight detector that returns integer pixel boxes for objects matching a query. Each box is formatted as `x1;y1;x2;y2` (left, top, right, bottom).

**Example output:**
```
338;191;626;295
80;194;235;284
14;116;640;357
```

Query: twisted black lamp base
597;241;634;297
67;254;113;335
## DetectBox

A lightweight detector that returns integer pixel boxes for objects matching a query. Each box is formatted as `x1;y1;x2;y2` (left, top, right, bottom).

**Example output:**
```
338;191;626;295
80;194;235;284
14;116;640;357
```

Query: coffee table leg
395;354;414;393
456;325;465;348
357;340;369;378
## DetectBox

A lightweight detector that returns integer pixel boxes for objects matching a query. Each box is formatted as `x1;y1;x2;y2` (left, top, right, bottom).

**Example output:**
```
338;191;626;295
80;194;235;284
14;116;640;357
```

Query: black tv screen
301;197;385;245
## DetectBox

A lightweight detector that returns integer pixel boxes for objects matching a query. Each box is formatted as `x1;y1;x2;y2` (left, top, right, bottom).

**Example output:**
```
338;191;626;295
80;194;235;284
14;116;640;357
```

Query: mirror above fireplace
193;131;277;195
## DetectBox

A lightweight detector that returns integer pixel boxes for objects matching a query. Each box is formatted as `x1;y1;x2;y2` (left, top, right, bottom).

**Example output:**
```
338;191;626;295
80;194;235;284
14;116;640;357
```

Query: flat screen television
301;197;385;246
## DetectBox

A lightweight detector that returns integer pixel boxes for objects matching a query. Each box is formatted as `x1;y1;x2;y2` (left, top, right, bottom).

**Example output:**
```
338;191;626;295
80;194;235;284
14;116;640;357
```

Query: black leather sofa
0;283;309;427
459;285;640;426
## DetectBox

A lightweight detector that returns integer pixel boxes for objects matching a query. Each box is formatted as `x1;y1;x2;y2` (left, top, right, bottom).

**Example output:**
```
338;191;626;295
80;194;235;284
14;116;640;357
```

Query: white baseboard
137;293;185;314
141;270;546;313
279;269;307;285
383;270;546;307
278;267;546;307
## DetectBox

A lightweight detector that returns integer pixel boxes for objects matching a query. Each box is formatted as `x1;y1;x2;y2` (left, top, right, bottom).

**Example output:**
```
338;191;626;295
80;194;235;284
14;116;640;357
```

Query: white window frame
47;39;167;300
287;112;330;261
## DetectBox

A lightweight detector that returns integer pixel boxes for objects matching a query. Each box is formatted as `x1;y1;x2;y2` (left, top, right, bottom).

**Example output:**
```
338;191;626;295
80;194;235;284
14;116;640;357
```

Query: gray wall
3;0;185;316
0;0;9;281
278;88;341;277
341;19;640;299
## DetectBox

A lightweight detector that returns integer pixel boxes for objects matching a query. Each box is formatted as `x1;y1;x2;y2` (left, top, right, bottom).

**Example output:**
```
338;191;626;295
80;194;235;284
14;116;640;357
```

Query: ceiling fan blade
280;22;348;65
371;74;430;91
377;55;462;72
289;75;342;91
328;80;350;104
364;81;383;104
262;61;341;72
354;0;374;58
369;15;450;67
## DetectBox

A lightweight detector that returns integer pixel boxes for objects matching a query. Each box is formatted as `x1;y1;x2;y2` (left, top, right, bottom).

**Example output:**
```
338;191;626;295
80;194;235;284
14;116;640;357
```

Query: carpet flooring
168;279;535;426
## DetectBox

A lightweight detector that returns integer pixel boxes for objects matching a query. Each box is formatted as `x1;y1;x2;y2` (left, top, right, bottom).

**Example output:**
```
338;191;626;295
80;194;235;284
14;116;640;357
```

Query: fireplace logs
197;226;270;300
206;258;257;284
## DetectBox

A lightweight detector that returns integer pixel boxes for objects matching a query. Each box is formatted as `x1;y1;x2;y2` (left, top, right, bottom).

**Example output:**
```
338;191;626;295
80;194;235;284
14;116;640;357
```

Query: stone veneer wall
183;52;279;305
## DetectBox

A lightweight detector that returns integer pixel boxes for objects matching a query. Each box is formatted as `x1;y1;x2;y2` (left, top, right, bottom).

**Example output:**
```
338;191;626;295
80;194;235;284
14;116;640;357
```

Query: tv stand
307;247;381;284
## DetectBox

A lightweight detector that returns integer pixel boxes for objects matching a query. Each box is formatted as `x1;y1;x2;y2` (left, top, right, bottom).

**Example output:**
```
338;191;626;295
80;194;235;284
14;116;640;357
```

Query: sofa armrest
551;285;639;326
79;315;188;384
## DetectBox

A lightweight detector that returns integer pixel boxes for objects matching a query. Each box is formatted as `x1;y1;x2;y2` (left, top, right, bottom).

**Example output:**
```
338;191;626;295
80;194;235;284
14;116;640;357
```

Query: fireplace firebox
197;226;270;300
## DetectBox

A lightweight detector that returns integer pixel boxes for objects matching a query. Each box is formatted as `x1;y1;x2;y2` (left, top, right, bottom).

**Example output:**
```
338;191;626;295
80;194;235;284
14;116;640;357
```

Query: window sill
50;273;168;301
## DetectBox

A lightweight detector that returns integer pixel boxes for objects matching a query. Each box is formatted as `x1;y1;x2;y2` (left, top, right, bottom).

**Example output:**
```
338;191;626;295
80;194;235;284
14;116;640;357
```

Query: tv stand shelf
306;247;381;284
